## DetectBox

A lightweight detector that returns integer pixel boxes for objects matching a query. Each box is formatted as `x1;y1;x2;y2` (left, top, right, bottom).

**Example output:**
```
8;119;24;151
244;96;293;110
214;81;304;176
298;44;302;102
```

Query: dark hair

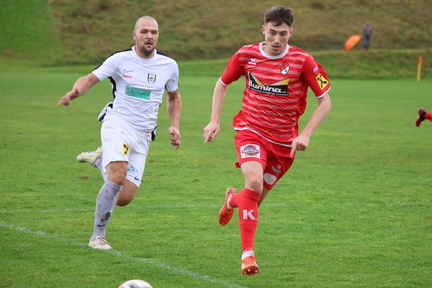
264;6;294;27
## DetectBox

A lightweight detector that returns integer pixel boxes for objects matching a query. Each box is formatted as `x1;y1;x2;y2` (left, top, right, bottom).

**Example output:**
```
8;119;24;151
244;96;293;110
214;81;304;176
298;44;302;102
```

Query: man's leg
116;180;138;206
89;161;127;250
89;180;122;249
239;161;263;276
76;147;107;181
258;188;270;207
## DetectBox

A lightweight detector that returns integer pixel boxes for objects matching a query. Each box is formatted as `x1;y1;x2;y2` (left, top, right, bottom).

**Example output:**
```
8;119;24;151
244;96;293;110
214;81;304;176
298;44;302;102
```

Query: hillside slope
0;0;431;79
47;0;432;63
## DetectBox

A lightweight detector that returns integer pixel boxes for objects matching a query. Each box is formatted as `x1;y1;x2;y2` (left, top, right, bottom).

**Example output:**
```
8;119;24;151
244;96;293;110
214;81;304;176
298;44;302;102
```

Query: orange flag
417;56;423;81
344;35;362;51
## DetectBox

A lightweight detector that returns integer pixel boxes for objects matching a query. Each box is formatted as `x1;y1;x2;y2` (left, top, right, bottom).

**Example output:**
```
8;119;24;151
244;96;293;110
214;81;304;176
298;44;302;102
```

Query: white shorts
100;118;152;187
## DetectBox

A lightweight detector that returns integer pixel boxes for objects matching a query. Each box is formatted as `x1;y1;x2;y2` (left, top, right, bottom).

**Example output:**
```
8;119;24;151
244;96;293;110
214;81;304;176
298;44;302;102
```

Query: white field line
0;221;249;288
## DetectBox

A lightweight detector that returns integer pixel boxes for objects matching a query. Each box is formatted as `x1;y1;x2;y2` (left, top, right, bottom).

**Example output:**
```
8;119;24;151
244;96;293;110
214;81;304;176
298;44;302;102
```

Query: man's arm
166;89;182;149
203;79;229;143
58;73;100;106
290;93;331;157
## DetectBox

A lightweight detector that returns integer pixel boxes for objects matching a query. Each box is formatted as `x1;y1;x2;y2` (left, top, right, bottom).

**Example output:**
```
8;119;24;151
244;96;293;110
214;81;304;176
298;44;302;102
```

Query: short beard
139;46;155;57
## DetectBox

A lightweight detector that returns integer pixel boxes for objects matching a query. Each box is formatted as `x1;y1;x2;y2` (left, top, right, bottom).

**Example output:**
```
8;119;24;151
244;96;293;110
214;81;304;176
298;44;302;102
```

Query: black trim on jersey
92;47;172;71
156;50;171;58
93;48;174;101
92;48;133;71
93;48;174;141
108;76;117;100
93;48;133;101
151;126;157;141
98;102;113;122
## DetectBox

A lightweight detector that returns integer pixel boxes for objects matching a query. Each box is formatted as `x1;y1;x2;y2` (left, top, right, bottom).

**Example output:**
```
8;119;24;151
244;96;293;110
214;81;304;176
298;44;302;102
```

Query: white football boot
88;235;112;250
76;146;103;165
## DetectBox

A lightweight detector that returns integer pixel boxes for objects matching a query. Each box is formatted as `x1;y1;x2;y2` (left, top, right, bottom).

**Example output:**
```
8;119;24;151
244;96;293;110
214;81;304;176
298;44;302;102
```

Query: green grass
0;0;63;64
1;1;431;286
1;60;432;287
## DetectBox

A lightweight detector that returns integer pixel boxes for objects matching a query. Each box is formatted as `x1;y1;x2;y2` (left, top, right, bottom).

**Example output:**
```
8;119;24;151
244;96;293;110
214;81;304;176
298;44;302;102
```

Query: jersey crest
147;73;156;84
280;62;290;75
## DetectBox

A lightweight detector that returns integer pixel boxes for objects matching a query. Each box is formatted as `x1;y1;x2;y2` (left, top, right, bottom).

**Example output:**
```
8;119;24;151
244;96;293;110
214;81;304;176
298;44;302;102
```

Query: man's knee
247;179;263;193
107;161;128;185
116;180;138;206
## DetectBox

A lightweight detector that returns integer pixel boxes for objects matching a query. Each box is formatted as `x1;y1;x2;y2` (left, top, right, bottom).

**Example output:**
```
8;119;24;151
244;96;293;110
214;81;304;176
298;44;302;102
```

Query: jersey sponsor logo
263;173;277;185
122;143;130;156
125;86;151;100
240;144;260;159
147;73;156;84
316;73;329;90
280;63;290;75
248;72;290;96
122;69;133;78
128;164;138;173
271;165;283;173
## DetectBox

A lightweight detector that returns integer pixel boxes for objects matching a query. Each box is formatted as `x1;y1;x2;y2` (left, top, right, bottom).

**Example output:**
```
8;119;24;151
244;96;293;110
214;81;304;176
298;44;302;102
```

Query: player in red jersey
203;6;331;276
415;108;432;126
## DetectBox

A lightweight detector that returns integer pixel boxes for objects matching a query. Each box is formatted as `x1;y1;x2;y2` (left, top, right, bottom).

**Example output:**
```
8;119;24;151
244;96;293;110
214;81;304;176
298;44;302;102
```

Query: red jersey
220;42;331;145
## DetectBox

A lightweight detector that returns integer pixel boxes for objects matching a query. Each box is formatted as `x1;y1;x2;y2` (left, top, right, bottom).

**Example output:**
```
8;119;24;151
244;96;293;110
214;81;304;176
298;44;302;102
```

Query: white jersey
92;46;179;134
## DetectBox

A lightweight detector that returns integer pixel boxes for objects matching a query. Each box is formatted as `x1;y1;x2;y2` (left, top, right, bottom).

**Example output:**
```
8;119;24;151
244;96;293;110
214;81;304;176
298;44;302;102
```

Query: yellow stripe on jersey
273;78;290;86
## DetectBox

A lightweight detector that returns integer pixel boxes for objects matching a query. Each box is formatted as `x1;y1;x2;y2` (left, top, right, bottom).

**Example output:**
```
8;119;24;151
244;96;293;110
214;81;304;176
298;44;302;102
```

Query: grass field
1;60;432;287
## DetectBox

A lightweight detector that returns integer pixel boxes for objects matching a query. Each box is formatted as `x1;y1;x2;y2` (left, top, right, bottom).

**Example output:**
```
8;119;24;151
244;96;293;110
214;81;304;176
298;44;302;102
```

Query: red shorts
234;129;294;190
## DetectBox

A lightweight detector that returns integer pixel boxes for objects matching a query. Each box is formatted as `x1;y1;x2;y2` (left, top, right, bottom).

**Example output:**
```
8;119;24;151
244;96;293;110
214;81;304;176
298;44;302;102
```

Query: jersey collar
259;42;289;59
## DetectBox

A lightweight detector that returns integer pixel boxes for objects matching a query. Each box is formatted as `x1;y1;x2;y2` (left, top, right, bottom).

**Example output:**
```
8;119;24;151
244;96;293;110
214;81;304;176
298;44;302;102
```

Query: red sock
425;112;432;121
238;188;261;252
229;192;241;208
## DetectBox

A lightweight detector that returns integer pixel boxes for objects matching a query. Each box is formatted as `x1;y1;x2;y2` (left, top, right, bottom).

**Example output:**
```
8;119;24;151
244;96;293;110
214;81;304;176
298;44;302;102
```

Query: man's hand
58;89;80;106
203;121;220;143
290;134;310;157
169;126;181;149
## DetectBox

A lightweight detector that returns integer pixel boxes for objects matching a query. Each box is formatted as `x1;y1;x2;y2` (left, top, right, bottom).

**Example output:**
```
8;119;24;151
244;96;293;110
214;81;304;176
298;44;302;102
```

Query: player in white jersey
58;16;182;250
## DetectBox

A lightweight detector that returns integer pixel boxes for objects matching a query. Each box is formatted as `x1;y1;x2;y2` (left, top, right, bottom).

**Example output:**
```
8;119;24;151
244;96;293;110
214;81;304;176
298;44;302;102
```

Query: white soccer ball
118;279;153;288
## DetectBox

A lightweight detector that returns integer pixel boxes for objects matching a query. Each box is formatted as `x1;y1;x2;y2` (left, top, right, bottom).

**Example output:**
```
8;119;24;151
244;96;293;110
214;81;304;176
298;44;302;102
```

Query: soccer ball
118;279;153;288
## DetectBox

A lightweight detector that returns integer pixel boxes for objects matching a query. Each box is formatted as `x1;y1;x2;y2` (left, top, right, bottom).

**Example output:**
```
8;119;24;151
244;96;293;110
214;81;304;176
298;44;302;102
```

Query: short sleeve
92;55;119;82
220;52;244;86
165;62;180;92
302;56;331;98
